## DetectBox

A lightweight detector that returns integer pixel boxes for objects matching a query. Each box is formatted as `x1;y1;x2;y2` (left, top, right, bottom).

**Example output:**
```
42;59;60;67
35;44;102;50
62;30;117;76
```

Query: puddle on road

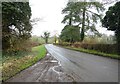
45;65;75;82
35;53;75;82
58;61;62;66
45;60;58;63
7;52;77;82
47;53;50;56
33;53;76;82
44;58;74;82
52;66;63;73
50;60;58;63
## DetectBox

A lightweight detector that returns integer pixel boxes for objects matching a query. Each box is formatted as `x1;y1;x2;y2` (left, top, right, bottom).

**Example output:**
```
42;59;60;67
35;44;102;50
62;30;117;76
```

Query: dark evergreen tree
2;2;32;52
102;1;120;54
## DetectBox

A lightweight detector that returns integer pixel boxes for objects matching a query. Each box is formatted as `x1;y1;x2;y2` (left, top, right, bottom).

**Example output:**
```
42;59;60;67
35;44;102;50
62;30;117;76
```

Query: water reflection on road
45;44;118;82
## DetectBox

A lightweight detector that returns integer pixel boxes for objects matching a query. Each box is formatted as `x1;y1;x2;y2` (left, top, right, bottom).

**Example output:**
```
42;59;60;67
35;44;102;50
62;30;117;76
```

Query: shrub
54;42;118;54
73;43;118;54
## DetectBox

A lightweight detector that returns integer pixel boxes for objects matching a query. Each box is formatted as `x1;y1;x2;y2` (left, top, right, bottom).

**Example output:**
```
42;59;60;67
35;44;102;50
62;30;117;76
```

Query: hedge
54;42;118;55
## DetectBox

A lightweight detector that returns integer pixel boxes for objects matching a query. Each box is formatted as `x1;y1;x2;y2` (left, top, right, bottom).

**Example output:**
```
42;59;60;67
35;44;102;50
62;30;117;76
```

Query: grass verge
2;45;47;81
59;45;120;60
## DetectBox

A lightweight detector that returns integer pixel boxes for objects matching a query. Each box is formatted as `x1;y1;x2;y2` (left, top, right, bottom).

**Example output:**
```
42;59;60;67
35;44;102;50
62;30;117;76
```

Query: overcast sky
29;0;114;37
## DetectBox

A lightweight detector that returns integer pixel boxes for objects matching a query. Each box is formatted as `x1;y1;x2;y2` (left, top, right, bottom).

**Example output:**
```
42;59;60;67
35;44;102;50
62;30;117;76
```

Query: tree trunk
81;7;85;42
69;12;72;26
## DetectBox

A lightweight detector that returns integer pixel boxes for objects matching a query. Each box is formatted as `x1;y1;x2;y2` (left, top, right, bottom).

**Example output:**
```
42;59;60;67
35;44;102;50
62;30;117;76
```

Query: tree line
2;1;120;54
60;1;120;45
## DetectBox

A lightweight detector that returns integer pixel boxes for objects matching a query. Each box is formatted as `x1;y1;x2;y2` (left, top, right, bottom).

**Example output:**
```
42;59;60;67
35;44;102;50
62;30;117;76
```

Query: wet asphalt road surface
6;44;118;82
45;44;118;82
6;52;75;82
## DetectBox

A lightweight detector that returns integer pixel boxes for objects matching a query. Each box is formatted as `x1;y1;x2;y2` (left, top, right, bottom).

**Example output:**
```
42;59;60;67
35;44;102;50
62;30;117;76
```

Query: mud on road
6;53;75;82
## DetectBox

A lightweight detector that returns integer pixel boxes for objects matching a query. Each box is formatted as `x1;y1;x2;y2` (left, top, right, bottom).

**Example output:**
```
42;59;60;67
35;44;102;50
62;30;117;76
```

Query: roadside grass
60;46;120;59
2;51;32;63
2;45;47;81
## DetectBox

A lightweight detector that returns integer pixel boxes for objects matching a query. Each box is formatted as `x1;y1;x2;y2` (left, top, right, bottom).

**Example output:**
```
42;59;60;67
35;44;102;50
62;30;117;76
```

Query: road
6;44;118;82
6;53;75;82
45;44;118;82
